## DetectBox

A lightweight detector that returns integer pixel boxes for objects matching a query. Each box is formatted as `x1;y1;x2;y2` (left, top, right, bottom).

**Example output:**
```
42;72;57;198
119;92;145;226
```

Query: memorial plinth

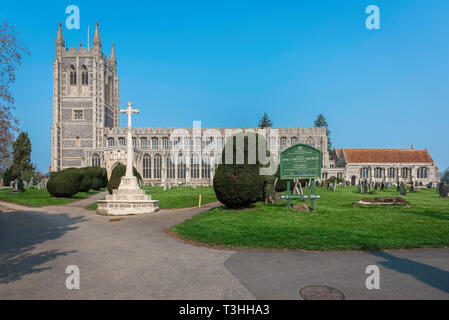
97;102;159;216
97;176;159;215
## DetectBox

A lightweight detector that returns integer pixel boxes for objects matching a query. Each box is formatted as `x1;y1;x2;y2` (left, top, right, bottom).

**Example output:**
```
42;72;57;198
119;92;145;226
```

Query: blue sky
1;0;448;172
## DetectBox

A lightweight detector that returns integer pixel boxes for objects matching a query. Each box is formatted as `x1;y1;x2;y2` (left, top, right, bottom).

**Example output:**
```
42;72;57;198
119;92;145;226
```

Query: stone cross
120;102;140;178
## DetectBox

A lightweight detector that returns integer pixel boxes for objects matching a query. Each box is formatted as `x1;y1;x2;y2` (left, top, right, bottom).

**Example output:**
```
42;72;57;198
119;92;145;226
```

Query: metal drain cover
299;286;345;300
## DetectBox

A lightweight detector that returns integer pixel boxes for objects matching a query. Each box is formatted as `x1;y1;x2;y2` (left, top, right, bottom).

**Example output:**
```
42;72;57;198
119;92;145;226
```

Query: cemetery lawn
171;186;449;251
86;186;217;210
0;188;103;207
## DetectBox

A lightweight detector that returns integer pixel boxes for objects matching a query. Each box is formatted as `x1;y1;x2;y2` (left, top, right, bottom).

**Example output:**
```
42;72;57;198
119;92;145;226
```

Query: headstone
10;180;16;191
163;182;167;191
396;183;400;191
380;182;385;191
374;182;379;191
385;182;390;189
358;182;362;194
399;182;406;196
332;180;337;191
409;184;415;192
168;182;171;190
436;183;440;192
363;181;368;194
28;177;34;188
426;182;433;189
38;181;44;190
150;181;155;187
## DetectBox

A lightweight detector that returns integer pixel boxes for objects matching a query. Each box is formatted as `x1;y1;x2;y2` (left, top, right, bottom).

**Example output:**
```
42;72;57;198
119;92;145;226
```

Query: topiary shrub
107;164;142;194
99;167;108;188
47;168;84;197
79;167;94;192
213;132;268;208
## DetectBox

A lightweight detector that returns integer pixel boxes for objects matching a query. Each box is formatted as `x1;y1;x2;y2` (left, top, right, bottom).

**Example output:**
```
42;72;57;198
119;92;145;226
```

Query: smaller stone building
329;148;440;186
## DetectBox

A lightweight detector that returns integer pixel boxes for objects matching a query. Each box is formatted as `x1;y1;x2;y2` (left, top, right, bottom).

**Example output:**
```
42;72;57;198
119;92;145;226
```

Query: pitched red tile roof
336;148;434;164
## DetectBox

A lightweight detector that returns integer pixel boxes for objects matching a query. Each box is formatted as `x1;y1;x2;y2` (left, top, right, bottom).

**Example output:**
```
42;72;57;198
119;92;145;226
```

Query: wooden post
311;179;316;211
198;194;202;208
286;180;291;209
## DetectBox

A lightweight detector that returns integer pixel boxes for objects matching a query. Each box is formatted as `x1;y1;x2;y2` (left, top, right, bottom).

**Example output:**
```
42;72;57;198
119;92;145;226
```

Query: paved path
0;201;448;300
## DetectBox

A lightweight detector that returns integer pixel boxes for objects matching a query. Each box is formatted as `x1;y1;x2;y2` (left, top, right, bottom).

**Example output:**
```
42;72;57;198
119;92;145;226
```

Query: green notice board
280;144;322;179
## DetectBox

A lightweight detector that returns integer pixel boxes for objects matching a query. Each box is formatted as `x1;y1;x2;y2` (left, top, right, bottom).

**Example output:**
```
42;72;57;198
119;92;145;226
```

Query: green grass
85;186;217;210
171;186;449;251
0;187;103;207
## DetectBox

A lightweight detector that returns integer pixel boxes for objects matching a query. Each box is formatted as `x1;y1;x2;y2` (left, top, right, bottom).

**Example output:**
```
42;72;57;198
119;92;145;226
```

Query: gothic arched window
280;137;287;150
81;65;88;85
202;154;210;179
107;138;114;147
402;168;409;179
152;138;159;149
305;137;315;148
167;155;175;179
92;154;100;167
69;65;77;85
143;154;151;179
154;155;161;179
191;154;200;178
177;156;186;179
388;168;395;178
118;137;126;146
417;167;428;179
141;138;148;149
374;167;382;178
291;137;297;146
360;167;369;179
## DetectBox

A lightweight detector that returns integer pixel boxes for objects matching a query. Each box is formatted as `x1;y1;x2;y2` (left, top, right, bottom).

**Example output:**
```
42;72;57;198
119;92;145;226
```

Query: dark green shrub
2;167;14;187
213;132;268;208
107;164;142;194
47;168;84;197
79;167;95;192
99;167;108;188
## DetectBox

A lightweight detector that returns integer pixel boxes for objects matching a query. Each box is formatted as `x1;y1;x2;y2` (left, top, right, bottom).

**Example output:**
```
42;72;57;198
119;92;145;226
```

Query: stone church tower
51;22;119;171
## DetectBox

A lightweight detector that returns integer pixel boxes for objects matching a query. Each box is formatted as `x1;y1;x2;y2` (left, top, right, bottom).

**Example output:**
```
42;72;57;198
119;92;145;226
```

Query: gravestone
363;181;368;194
150;181;155;187
332;180;337;191
380;182;385;191
10;180;16;191
358;182;362;194
168;183;171;190
410;184;415;192
163;182;167;191
28;177;34;188
399;182;406;196
374;183;379;191
38;181;44;190
385;182;390;189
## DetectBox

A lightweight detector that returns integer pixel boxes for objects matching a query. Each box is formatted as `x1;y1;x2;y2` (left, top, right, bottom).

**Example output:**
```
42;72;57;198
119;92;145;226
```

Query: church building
51;23;440;186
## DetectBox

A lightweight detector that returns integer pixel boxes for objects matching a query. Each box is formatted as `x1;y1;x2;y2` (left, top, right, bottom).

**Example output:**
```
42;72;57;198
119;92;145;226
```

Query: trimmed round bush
213;132;268;208
47;168;84;197
107;164;142;194
79;167;95;192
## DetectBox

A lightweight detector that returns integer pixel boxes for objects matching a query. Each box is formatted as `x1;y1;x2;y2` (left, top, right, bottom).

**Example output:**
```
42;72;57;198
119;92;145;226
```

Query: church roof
336;148;434;164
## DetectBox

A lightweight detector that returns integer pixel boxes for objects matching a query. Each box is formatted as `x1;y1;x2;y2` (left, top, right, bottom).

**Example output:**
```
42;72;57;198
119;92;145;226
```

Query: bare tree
0;22;29;166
